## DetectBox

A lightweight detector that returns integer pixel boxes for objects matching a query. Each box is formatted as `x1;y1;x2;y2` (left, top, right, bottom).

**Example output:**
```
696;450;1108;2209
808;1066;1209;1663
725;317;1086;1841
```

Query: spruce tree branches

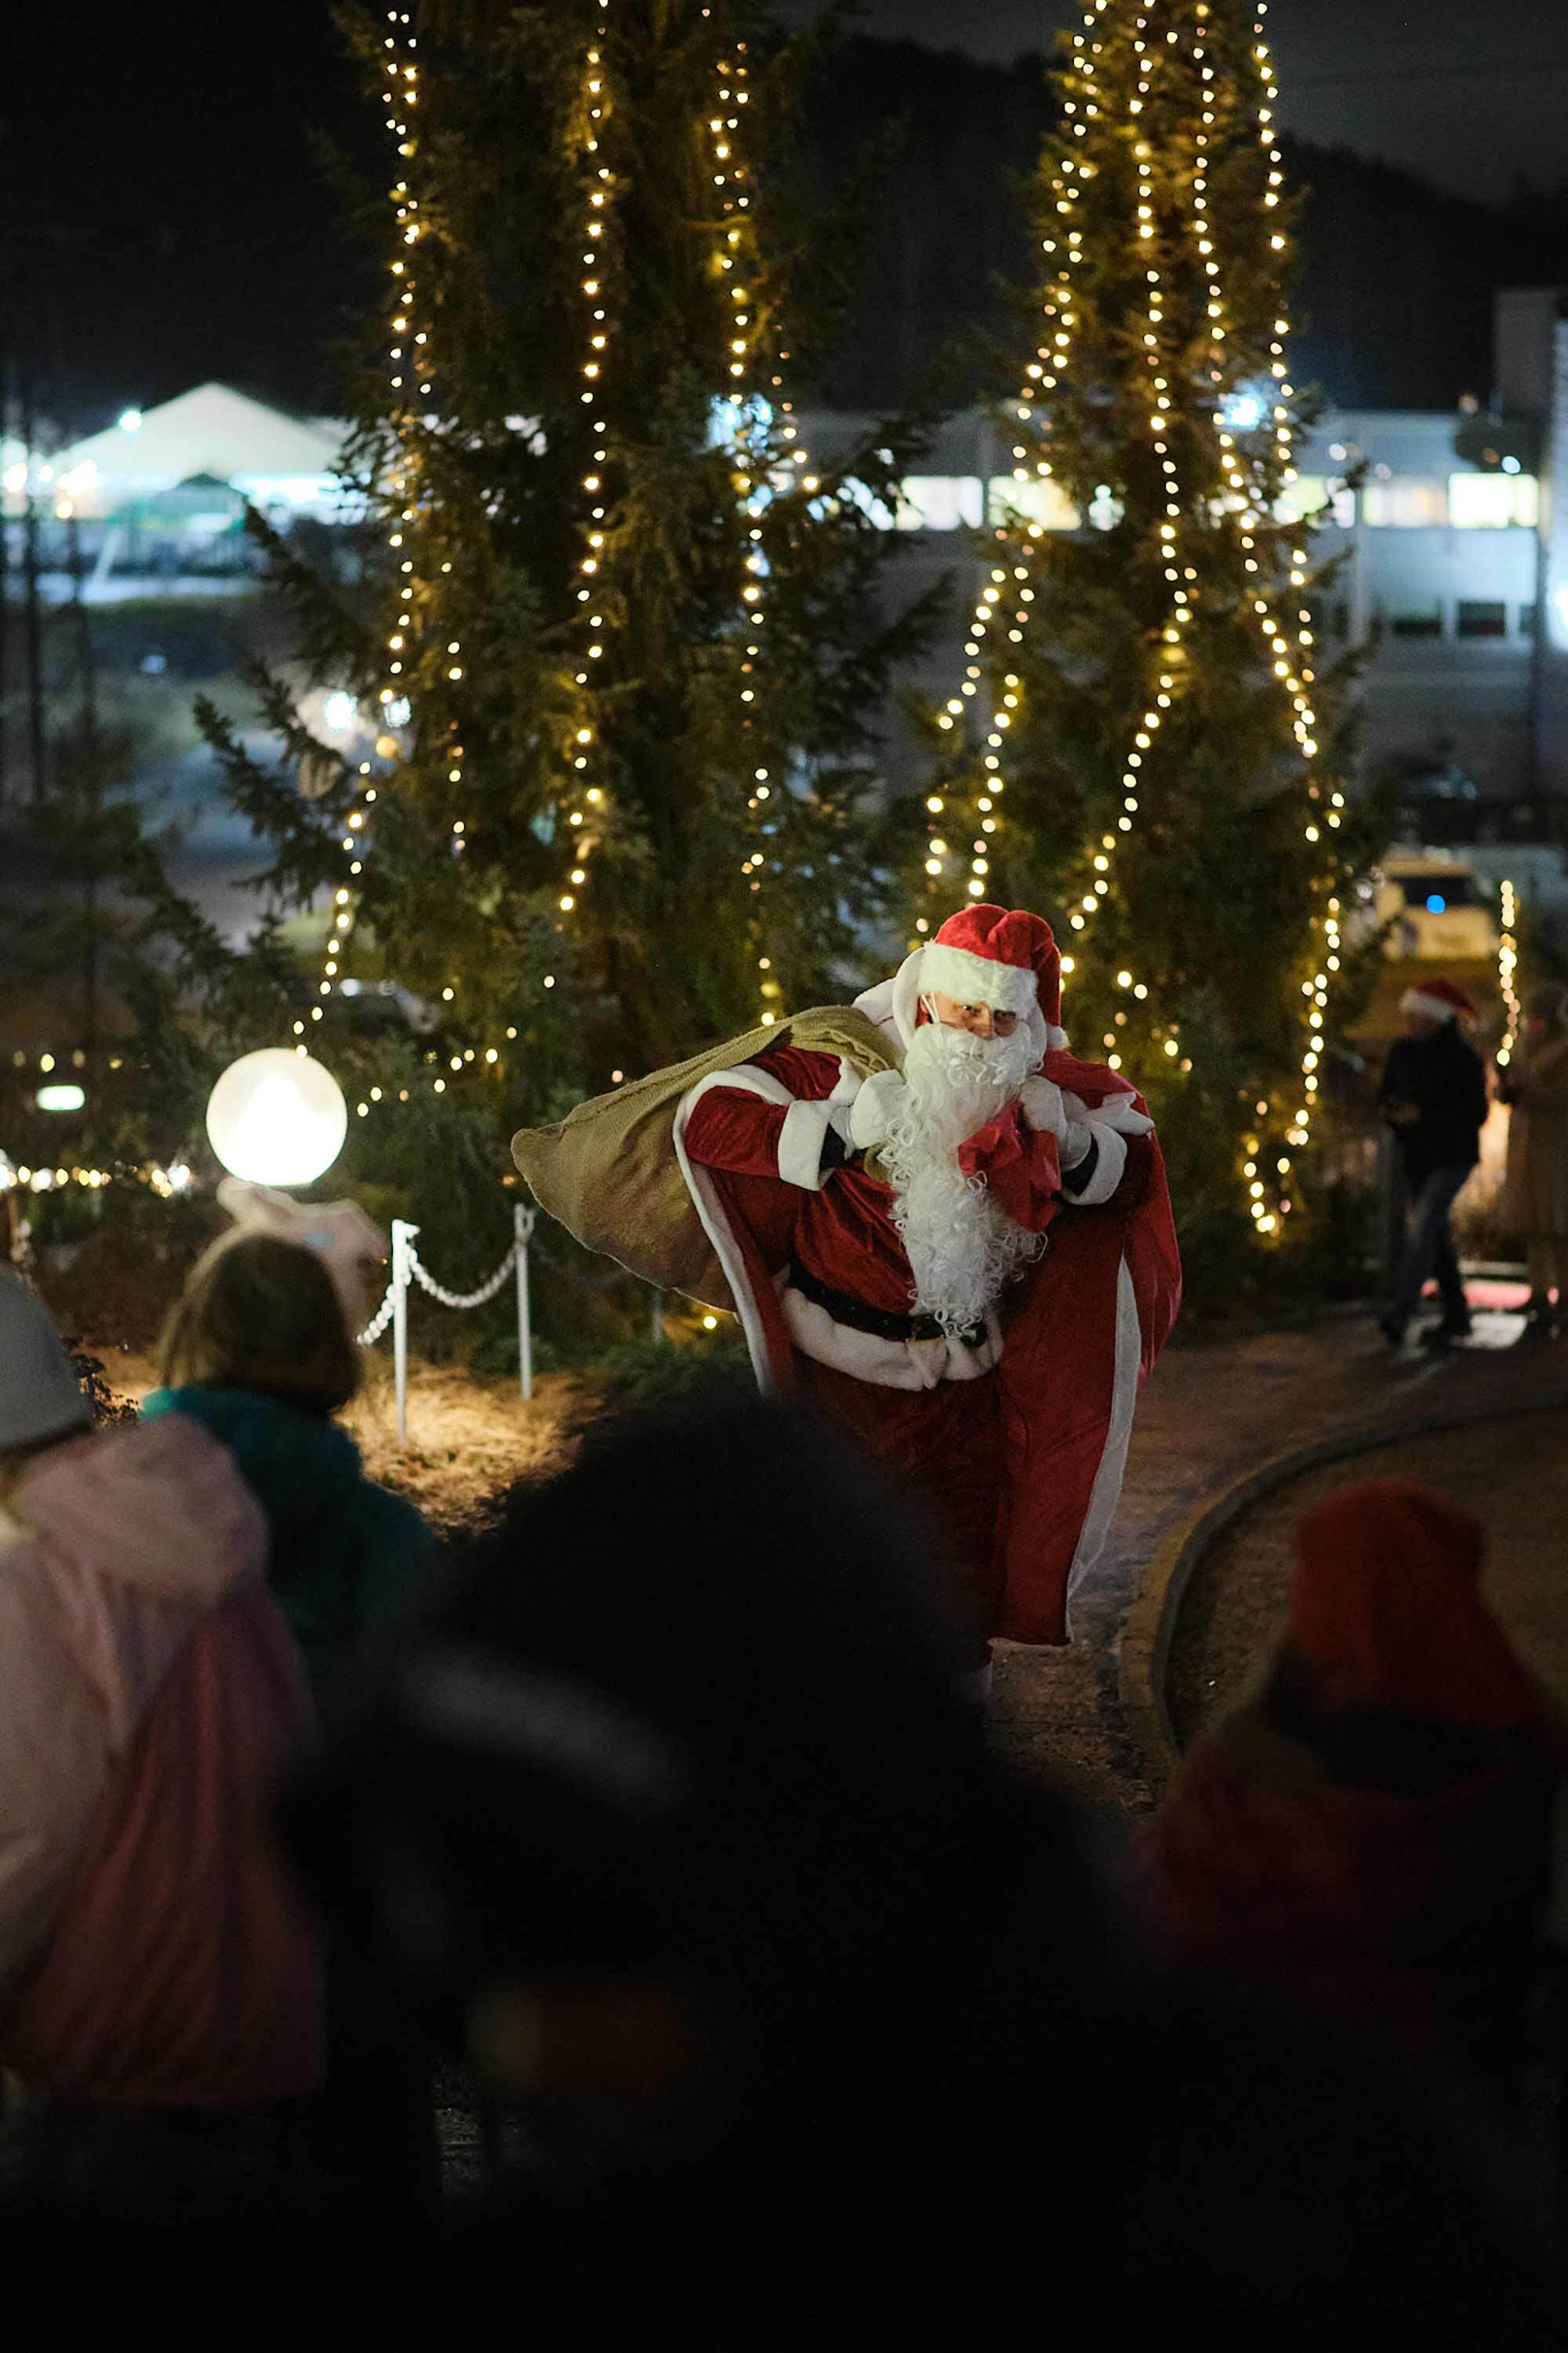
929;0;1366;1288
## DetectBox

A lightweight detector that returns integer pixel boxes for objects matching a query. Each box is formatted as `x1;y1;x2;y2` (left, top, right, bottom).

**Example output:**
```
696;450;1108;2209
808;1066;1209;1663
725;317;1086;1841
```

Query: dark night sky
2;0;1564;430
786;0;1568;203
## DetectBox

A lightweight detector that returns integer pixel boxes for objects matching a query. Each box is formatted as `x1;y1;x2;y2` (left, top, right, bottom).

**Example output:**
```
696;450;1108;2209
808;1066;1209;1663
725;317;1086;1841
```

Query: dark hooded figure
281;1396;1561;2334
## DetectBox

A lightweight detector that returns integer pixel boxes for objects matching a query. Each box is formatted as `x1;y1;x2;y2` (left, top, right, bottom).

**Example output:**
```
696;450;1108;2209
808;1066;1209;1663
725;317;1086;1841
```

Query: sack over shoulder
510;1005;898;1309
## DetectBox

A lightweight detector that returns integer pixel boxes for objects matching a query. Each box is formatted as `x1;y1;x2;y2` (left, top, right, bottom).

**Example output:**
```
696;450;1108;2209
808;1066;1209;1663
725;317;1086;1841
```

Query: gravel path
1167;1405;1568;1750
993;1311;1568;1810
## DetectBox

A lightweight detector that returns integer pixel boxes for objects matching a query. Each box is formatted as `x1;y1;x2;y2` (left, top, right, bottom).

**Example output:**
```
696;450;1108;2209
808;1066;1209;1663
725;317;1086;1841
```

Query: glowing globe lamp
205;1049;347;1186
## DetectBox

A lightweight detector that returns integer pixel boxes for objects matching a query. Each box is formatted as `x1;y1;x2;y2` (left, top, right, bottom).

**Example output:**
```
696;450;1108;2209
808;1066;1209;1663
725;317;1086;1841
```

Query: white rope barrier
357;1284;398;1346
407;1240;518;1310
361;1205;540;1440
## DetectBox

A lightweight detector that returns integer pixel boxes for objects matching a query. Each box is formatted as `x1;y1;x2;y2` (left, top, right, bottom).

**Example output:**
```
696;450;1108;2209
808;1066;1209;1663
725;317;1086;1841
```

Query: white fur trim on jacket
1065;1120;1127;1206
673;1057;864;1388
1065;1256;1141;1631
779;1280;1003;1391
673;1064;796;1386
851;972;903;1046
778;1098;847;1191
921;941;1039;1015
890;950;927;1049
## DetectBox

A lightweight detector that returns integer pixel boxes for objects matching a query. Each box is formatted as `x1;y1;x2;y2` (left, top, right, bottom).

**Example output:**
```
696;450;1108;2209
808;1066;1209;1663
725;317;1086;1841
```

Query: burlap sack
511;1006;899;1309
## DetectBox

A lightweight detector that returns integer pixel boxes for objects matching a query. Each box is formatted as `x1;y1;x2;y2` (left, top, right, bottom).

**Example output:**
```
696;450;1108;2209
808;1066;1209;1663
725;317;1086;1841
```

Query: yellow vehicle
1368;852;1499;963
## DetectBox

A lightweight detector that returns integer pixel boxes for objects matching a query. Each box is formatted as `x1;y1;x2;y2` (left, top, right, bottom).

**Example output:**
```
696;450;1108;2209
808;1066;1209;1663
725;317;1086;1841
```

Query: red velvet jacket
676;1037;1180;1642
684;1043;1069;1315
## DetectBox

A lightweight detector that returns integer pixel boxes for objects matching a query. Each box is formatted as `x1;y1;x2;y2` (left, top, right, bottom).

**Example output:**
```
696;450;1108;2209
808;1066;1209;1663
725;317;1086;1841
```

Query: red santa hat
916;902;1065;1041
1399;978;1477;1026
1290;1480;1563;1739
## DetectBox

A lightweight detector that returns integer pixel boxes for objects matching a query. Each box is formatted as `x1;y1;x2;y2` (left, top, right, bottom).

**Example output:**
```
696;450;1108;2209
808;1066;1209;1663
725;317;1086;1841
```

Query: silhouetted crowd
0;1241;1565;2331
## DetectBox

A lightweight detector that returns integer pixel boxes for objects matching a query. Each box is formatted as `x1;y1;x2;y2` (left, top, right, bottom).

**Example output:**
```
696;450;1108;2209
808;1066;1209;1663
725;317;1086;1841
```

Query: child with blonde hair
143;1226;431;1701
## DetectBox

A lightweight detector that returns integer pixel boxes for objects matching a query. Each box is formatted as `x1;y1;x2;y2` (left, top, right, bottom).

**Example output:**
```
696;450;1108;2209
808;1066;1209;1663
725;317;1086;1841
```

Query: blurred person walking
284;1407;1562;2331
0;1276;321;2221
1377;979;1489;1349
143;1226;432;1704
1498;984;1568;1338
1142;1480;1565;2093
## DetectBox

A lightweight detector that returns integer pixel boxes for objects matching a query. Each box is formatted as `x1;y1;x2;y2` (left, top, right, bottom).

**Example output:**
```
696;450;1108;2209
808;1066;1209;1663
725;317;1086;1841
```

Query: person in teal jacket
143;1230;434;1699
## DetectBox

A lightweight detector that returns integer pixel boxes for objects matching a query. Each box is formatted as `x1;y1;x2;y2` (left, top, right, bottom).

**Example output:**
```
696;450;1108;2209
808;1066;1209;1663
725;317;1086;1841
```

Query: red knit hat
1399;978;1478;1026
1289;1480;1561;1738
921;904;1063;1034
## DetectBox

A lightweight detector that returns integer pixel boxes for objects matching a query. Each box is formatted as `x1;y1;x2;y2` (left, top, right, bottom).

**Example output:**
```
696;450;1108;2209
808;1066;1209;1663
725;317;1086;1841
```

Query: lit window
895;477;984;532
1362;479;1447;528
1448;472;1539;528
987;476;1080;531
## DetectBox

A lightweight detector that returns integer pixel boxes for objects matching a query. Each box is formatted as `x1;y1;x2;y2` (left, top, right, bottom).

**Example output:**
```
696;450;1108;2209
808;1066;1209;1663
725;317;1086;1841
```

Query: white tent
49;383;353;522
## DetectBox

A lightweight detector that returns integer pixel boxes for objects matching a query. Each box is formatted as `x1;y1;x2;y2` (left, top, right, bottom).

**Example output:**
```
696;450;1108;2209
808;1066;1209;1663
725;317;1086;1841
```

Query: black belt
786;1260;989;1350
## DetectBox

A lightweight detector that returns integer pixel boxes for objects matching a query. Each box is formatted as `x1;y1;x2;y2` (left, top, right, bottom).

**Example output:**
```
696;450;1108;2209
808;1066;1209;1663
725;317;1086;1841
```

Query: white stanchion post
515;1202;536;1402
391;1218;419;1443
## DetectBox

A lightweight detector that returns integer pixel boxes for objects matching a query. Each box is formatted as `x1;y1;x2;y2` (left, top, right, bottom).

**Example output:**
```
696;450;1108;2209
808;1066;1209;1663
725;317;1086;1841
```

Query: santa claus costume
514;905;1180;1661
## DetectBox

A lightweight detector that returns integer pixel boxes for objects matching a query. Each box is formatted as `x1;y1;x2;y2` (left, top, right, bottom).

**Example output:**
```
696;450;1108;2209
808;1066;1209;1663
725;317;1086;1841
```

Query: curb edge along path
991;1313;1568;1812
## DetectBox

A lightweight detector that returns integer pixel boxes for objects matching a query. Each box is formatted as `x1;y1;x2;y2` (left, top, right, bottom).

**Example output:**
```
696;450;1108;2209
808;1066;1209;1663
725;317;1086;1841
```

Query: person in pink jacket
0;1275;321;2218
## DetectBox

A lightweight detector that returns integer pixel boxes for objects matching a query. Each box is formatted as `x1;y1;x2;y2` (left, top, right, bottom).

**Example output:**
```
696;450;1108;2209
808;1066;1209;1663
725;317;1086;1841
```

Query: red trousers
792;1353;1004;1661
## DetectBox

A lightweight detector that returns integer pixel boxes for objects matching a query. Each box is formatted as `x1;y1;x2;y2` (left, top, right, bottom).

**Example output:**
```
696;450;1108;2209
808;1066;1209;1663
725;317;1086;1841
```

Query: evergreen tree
915;0;1377;1294
1;694;299;1211
201;0;939;1129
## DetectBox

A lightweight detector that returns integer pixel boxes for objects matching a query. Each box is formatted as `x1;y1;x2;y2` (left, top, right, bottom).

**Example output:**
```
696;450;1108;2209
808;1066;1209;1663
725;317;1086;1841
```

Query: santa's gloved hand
1020;1073;1069;1142
849;1068;908;1152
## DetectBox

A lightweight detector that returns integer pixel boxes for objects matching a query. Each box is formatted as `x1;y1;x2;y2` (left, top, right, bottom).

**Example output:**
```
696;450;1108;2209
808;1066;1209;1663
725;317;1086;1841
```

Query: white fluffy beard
878;1014;1047;1334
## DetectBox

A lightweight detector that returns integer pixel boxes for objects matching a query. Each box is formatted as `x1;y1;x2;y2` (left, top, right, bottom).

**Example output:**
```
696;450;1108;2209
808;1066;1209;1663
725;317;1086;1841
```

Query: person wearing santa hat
666;904;1181;1673
1376;978;1489;1350
1141;1478;1565;2089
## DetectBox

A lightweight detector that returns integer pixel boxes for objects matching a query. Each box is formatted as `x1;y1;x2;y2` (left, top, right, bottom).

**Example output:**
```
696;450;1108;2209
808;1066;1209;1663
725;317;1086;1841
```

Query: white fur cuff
1061;1119;1094;1171
1069;1120;1128;1206
778;1098;838;1190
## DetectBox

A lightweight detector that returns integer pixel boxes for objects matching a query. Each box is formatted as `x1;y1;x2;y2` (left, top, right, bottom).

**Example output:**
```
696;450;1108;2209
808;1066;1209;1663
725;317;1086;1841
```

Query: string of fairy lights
298;8;430;1048
344;4;800;1113
332;3;623;1113
554;0;621;929
0;5;1523;1211
1496;878;1521;1066
924;3;1188;1064
920;0;1349;1235
702;33;829;1028
706;36;782;1020
1231;1;1345;1228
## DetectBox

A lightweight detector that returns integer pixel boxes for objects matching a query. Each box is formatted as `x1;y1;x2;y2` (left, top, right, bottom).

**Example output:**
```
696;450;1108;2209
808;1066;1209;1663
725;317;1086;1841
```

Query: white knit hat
0;1275;93;1451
